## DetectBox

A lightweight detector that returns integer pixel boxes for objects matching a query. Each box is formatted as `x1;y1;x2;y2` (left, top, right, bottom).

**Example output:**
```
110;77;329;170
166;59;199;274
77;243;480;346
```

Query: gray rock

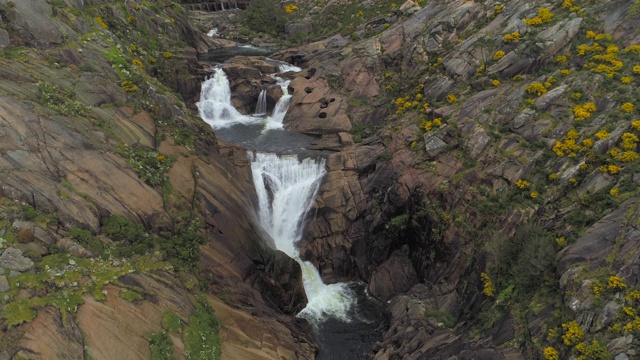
369;251;418;301
613;354;629;360
0;28;9;48
0;275;8;292
285;21;313;37
424;133;447;157
0;247;34;272
423;75;455;102
535;85;568;110
537;18;582;57
608;335;633;355
465;125;491;158
595;301;621;331
512;108;536;129
34;226;55;245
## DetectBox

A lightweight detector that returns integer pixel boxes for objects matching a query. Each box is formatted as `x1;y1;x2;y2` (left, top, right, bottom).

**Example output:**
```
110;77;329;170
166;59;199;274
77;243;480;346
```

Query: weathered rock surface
0;247;34;272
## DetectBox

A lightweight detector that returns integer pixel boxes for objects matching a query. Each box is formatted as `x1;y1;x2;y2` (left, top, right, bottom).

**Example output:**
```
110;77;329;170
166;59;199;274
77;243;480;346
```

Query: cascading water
198;68;262;128
254;89;267;116
267;57;302;73
198;61;384;359
250;153;357;322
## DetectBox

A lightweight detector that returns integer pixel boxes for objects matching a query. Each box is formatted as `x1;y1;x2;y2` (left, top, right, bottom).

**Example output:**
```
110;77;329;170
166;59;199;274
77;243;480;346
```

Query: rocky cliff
0;1;315;359
221;0;640;358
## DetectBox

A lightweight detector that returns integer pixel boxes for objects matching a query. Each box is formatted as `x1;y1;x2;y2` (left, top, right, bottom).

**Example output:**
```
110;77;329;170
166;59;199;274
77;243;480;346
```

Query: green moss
121;289;143;302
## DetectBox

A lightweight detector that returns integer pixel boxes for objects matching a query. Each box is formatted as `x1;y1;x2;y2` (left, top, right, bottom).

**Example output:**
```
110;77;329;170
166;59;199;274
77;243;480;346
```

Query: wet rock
0;247;34;272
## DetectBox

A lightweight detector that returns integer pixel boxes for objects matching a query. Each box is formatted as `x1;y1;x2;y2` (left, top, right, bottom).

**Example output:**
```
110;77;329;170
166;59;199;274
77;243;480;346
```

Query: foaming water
267;57;302;73
250;153;358;323
197;68;291;132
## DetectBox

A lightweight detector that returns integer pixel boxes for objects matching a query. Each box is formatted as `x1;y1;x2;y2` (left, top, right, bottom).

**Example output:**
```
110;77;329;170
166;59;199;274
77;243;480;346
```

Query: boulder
286;21;313;37
0;247;34;272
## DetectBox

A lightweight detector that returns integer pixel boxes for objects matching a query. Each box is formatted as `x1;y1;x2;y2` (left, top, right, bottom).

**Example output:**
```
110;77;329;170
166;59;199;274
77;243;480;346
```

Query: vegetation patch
38;82;88;117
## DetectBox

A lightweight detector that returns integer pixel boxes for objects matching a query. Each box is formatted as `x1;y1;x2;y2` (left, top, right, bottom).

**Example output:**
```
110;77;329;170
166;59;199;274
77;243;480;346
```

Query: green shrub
486;223;557;295
101;215;149;256
238;0;287;36
148;331;175;360
38;82;88;117
184;295;221;360
162;312;183;333
118;145;173;187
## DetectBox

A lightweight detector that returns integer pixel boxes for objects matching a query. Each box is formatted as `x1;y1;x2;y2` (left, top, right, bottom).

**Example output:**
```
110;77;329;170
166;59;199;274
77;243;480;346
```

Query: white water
198;68;291;131
267;57;302;73
254;89;267;116
251;153;356;323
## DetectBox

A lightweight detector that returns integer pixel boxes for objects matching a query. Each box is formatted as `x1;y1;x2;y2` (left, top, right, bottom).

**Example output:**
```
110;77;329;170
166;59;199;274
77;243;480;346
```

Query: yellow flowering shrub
132;58;144;68
625;44;640;54
121;80;138;92
621;76;632;84
285;4;299;13
95;17;108;29
163;52;173;59
610;188;619;197
494;50;505;60
525;82;547;96
632;120;640;131
634;65;640;74
591;280;605;297
574;102;596;121
523;8;553;26
608;275;627;290
543;347;559;360
515;179;530;189
446;94;458;103
481;272;495;297
503;32;521;43
492;79;501;86
594;129;610;140
553;129;581;157
561;321;584;346
530;191;538;199
621;102;635;113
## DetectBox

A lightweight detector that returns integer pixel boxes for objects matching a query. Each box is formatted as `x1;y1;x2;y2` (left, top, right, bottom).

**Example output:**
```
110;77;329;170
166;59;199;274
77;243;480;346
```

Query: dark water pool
313;283;385;360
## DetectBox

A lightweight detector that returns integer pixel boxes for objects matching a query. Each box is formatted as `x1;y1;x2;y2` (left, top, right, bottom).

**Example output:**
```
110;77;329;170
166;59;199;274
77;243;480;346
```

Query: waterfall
263;75;292;130
250;153;357;323
198;68;296;131
267;58;302;73
254;89;267;116
197;68;262;128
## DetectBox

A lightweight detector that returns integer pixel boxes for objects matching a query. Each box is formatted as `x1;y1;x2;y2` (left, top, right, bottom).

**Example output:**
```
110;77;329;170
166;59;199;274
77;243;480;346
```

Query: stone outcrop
0;1;316;359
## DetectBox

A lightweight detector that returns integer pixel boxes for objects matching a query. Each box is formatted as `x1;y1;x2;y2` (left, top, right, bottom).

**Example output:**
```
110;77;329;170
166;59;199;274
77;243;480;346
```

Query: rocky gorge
1;0;640;359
